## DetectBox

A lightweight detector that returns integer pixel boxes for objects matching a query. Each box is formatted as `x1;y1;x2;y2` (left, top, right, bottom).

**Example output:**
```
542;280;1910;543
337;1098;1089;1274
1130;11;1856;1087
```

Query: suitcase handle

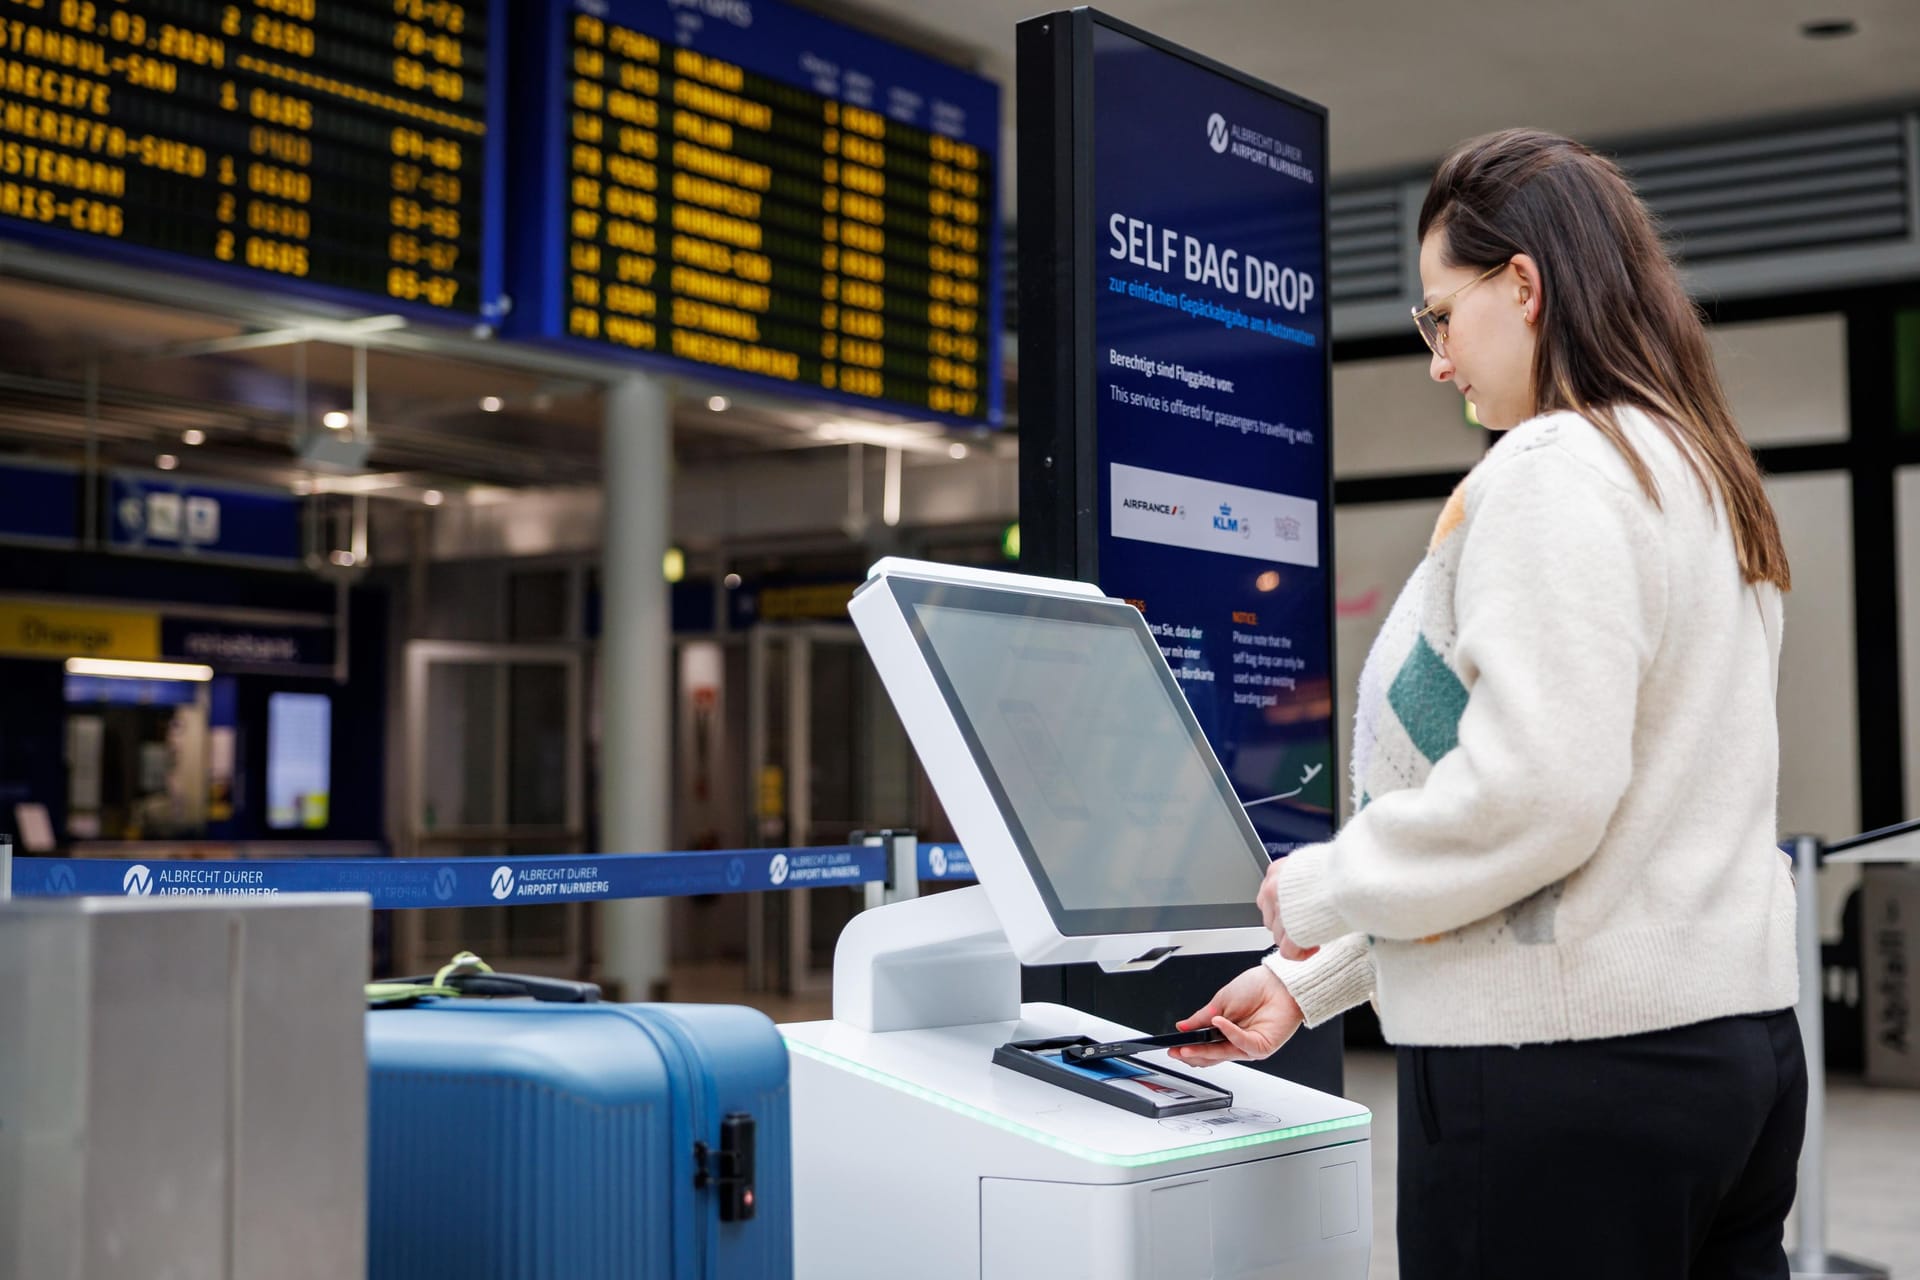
369;951;603;1006
438;972;602;1003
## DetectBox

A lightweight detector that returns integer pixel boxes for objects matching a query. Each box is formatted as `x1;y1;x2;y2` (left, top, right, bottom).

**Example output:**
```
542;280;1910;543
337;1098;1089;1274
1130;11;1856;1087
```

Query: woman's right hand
1169;963;1304;1067
1259;858;1319;961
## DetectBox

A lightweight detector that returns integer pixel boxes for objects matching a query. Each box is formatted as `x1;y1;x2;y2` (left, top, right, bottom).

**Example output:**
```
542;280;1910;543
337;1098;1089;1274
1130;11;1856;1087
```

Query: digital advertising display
0;0;504;318
508;0;1003;424
1020;12;1333;856
267;690;331;829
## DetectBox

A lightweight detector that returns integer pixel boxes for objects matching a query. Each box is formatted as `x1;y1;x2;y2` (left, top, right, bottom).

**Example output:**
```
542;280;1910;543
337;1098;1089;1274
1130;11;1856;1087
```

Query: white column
599;374;672;1001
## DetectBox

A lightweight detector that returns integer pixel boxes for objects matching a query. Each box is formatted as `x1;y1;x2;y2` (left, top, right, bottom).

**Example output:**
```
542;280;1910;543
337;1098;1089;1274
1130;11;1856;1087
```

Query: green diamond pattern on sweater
1387;634;1468;763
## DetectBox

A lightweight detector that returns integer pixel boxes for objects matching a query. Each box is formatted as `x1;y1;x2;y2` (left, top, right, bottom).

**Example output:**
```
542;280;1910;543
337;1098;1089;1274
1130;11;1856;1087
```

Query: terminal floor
675;963;1920;1278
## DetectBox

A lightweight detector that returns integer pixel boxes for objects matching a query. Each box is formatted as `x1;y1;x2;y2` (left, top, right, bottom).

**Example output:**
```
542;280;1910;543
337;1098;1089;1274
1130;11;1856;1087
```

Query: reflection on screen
911;602;1264;911
267;692;331;830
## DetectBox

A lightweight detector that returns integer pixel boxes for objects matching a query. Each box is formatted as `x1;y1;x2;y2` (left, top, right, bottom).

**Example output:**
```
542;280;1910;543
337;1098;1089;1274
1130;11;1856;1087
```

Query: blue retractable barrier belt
915;842;976;882
8;845;889;910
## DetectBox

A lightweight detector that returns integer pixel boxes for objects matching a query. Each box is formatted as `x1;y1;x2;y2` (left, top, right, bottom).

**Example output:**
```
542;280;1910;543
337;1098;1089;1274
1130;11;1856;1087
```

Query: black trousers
1396;1009;1807;1280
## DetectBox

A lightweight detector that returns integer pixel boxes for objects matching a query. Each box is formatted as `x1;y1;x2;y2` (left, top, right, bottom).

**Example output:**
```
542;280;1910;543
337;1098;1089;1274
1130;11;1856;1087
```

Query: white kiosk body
785;559;1370;1279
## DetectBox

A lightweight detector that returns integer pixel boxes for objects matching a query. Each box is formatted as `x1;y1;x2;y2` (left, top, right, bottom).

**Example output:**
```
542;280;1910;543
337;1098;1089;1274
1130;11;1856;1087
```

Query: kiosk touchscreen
847;558;1276;968
783;560;1370;1280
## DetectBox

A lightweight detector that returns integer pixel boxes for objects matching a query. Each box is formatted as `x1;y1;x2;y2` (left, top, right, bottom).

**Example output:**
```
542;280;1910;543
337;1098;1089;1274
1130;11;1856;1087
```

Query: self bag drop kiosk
784;559;1370;1279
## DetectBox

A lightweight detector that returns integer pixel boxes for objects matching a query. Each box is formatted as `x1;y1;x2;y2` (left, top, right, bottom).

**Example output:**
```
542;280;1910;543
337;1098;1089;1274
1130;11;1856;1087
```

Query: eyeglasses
1411;262;1507;358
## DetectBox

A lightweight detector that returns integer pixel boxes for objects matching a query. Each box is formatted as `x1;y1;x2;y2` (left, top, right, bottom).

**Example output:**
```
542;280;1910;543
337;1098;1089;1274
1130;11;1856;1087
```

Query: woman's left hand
1258;858;1317;961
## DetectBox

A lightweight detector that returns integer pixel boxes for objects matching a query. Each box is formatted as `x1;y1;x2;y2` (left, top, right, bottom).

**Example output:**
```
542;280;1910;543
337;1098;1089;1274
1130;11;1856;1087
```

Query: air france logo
434;867;458;901
490;865;516;900
929;847;949;878
769;853;790;886
1121;497;1182;517
123;863;153;896
1206;113;1229;154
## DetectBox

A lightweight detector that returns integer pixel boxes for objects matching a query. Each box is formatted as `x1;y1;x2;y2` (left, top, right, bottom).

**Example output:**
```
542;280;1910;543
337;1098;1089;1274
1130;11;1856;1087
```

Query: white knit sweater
1264;407;1799;1046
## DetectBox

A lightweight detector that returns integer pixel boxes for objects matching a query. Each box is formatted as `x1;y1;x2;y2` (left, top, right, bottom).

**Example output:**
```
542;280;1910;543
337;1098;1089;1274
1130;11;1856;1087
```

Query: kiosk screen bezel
887;574;1271;936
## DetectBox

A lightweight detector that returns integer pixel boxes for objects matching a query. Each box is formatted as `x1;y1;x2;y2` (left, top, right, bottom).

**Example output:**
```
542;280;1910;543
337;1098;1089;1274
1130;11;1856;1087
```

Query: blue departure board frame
0;1;507;324
506;0;1004;426
1017;10;1334;856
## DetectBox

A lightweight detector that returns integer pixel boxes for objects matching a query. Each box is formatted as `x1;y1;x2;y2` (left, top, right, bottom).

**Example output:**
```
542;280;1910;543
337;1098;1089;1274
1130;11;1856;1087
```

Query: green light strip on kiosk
783;1038;1371;1168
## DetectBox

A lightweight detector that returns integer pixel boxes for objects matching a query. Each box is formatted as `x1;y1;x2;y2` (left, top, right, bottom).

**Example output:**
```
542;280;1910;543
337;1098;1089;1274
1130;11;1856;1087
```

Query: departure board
0;0;502;318
508;0;1003;424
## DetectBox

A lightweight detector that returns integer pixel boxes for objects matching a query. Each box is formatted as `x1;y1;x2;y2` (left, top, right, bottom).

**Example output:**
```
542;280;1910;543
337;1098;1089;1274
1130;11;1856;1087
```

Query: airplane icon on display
1242;763;1324;808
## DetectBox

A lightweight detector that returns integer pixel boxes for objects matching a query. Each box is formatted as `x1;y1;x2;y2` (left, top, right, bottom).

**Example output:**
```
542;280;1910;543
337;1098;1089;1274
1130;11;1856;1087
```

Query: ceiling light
948;442;969;459
307;314;407;341
182;428;206;446
662;547;686;583
155;454;179;471
1800;18;1856;36
330;550;358;567
66;657;212;682
422;489;444;507
813;420;953;454
322;410;351;430
480;396;504;413
708;395;730;412
298;473;410;496
723;572;742;589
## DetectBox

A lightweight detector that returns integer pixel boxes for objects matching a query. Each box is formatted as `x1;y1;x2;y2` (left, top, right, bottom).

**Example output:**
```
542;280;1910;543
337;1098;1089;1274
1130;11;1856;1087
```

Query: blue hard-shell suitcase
366;1000;792;1279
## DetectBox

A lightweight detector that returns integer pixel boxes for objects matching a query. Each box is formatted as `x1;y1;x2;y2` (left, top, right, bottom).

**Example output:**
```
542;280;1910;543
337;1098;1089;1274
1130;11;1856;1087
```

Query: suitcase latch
693;1112;757;1222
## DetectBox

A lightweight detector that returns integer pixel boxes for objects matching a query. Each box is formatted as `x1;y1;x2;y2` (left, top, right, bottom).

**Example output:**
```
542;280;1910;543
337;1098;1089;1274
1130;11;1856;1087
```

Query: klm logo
1213;503;1240;532
1206;113;1229;154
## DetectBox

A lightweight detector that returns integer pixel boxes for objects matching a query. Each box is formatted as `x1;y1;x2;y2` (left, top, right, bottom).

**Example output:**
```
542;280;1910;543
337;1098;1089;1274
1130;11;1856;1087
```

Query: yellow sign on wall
759;583;858;621
0;603;160;660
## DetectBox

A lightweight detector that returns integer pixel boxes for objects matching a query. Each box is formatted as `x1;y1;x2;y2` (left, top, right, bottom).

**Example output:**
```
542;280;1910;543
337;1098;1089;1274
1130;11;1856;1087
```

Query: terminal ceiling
850;0;1920;185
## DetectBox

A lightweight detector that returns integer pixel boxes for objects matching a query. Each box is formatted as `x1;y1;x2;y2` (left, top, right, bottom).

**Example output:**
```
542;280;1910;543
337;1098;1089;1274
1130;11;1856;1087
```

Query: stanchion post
889;831;920;906
856;829;921;910
1792;833;1829;1271
1;836;11;903
1788;832;1888;1280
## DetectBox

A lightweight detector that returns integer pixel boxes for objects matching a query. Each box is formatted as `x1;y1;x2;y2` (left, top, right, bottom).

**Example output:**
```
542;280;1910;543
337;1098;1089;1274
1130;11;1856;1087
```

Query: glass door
743;624;913;993
397;640;585;976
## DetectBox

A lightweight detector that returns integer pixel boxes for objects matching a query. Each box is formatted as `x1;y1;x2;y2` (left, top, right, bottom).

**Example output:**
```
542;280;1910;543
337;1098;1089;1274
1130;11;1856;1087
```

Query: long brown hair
1418;128;1791;590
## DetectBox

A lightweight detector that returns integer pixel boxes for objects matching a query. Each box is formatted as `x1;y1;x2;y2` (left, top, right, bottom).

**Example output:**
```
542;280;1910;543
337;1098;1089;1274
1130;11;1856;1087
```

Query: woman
1173;128;1806;1279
